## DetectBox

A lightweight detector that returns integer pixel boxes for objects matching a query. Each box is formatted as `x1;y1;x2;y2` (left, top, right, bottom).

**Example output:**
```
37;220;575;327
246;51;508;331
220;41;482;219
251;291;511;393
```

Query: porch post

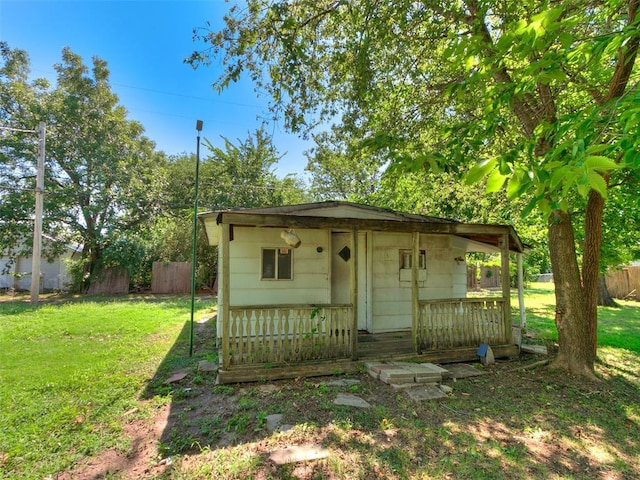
517;252;526;331
500;232;513;343
221;223;231;369
351;227;358;360
412;231;420;353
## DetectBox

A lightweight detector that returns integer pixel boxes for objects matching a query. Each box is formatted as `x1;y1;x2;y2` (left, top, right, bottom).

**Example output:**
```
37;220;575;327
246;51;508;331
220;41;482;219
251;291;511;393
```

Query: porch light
281;229;301;248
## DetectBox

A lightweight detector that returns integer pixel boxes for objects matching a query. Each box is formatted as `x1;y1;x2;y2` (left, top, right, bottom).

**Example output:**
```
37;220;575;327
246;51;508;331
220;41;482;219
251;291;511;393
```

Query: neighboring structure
0;235;80;292
605;264;640;299
200;201;526;383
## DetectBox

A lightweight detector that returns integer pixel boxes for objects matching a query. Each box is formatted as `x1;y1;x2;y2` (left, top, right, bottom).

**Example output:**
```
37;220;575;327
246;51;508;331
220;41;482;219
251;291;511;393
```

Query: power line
110;82;264;110
29;67;265;109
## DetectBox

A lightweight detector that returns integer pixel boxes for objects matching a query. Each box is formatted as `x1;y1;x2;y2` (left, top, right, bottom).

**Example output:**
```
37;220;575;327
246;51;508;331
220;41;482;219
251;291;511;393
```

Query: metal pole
189;120;203;356
30;122;46;305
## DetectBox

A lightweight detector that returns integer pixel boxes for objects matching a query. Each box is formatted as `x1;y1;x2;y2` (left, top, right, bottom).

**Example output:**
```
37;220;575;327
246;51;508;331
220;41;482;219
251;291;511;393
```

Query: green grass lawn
0;295;215;479
1;287;639;479
521;282;640;353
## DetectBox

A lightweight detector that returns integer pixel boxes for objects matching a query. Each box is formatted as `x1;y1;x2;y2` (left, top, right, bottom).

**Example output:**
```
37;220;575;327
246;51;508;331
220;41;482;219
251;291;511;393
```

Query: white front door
331;232;369;331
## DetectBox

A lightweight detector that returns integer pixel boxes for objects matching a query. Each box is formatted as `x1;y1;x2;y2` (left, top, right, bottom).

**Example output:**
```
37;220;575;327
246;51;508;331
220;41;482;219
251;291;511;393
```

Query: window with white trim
261;247;293;280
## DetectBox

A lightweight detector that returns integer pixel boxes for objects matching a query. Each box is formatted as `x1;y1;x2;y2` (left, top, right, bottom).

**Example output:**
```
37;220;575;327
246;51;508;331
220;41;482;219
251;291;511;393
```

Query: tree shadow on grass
138;303;229;456
135;332;640;479
131;290;640;478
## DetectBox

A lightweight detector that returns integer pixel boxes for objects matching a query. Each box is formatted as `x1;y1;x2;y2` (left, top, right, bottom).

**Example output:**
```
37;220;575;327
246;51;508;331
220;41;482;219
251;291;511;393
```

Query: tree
156;128;309;288
1;44;164;291
0;43;57;263
191;1;640;378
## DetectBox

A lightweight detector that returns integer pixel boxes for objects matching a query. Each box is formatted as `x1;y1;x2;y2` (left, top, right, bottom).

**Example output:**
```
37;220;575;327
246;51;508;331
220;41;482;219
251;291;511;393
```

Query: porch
216;298;518;384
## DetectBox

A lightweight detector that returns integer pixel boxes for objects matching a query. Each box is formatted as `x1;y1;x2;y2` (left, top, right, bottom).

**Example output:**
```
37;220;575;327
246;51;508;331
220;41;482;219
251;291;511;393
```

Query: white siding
1;252;73;291
228;227;330;306
451;244;468;298
371;232;413;332
370;233;466;332
420;235;453;300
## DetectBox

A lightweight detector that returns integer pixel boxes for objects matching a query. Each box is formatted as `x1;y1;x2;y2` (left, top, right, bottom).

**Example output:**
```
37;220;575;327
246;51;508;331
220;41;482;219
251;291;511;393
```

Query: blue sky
0;0;310;177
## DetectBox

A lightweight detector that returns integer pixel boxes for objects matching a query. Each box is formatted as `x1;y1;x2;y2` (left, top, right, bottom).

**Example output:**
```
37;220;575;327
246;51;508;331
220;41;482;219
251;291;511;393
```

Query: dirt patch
53;314;639;480
55;405;172;480
57;352;637;479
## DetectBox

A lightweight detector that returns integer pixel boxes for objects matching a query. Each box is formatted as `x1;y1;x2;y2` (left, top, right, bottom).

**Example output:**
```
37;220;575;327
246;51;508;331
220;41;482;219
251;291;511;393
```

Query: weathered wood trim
214;212;524;252
221;223;231;370
500;233;513;343
229;303;351;310
406;344;520;364
517;253;526;330
226;305;353;366
420;297;507;304
351;227;358;360
216;344;520;384
217;359;361;384
412;231;420;354
417;298;509;349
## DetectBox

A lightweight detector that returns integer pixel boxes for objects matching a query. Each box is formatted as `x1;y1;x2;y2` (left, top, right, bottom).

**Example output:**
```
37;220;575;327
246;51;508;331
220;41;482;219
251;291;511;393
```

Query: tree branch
605;0;640;102
465;0;541;137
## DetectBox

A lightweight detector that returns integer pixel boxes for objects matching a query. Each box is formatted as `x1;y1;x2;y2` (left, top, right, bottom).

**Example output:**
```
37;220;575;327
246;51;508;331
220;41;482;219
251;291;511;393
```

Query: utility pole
30;122;46;305
189;120;203;356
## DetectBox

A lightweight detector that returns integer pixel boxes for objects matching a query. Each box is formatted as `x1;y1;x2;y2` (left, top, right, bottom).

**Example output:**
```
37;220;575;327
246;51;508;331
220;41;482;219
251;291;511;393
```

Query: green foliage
192;3;640;369
191;1;639;266
155;128;308;289
1;44;165;291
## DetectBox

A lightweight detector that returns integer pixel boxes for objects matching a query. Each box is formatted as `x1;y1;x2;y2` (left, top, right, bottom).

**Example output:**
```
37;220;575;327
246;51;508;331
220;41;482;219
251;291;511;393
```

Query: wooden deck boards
216;332;519;384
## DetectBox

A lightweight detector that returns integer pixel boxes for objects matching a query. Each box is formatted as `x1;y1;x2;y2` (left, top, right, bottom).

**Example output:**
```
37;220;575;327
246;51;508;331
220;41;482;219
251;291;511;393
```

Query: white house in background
200;201;526;383
0;235;81;292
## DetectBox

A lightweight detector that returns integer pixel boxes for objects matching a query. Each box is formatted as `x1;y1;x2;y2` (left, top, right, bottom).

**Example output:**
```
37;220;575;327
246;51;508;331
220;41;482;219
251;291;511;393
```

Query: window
262;248;293;280
400;250;426;270
399;249;427;283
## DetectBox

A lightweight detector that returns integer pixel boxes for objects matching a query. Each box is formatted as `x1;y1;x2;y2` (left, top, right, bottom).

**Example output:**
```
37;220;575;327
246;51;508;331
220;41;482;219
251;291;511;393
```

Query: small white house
0;236;80;292
200;201;526;383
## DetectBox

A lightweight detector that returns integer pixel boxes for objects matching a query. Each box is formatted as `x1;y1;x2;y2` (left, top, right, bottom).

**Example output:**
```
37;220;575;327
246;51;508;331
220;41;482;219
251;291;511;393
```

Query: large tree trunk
548;209;597;379
582;190;606;364
597;274;618;307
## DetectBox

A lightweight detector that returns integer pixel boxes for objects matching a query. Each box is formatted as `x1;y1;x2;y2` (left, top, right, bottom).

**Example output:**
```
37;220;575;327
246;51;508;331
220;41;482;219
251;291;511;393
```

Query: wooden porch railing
418;298;508;350
223;305;352;368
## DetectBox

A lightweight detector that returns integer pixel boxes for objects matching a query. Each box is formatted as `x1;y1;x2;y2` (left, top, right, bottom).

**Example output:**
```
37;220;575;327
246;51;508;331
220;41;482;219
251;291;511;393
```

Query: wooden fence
87;267;129;294
606;266;640;299
223;305;352;368
467;266;502;289
417;298;508;350
151;261;191;294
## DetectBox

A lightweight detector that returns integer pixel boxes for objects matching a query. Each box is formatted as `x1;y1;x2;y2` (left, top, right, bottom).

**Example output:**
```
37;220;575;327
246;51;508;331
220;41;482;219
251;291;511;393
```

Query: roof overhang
200;209;525;254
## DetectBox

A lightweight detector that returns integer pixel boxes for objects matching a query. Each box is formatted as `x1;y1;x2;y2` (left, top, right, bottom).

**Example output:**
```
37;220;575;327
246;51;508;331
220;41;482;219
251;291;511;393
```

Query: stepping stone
269;443;330;465
380;369;415;384
164;372;187;384
333;393;371;408
415;363;450;376
258;384;280;394
389;382;435;391
364;361;387;380
266;414;284;433
439;384;453;394
406;385;448;401
324;379;361;387
521;344;548;355
441;364;486;379
198;360;218;372
392;362;443;383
